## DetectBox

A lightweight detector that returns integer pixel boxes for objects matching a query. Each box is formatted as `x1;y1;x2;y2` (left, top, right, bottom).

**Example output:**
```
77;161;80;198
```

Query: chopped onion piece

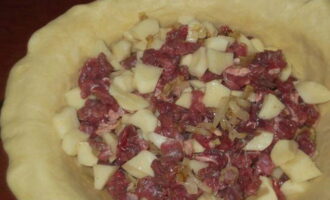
212;97;230;127
185;125;210;135
190;173;213;193
229;100;249;121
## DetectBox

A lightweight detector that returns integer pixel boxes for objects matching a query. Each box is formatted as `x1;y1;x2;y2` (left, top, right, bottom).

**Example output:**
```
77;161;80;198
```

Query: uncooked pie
52;16;330;200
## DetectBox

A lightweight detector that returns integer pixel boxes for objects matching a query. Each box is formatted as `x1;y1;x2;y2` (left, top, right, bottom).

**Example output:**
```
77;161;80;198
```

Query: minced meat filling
54;17;326;200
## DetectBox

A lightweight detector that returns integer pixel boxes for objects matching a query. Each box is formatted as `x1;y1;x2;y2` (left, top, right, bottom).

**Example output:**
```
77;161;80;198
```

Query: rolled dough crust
1;0;330;199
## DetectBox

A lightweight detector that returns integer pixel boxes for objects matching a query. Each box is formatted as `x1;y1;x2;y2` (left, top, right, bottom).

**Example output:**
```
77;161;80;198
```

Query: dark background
0;0;93;199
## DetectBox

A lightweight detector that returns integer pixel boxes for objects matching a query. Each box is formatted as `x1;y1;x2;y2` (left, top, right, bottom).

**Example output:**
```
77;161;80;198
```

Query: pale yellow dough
1;0;330;200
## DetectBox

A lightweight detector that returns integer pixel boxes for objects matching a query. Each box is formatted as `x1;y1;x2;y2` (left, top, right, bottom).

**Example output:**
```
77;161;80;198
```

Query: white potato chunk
133;63;163;94
271;140;298;166
231;90;243;97
148;132;168;148
93;165;118;190
109;85;149;112
255;176;278;200
159;28;171;41
149;39;165;50
65;87;85;109
244;131;274;151
295;81;330;104
122;150;157;178
203;80;231;107
131;18;160;40
184;177;199;195
128;109;158;133
238;34;256;55
281;180;311;199
207;49;234;75
271;167;284;179
90;40;112;61
53;107;79;139
205;36;231;52
190;80;205;90
258;94;285;120
202;21;218;37
188;47;208;77
181;54;193;66
188;160;209;174
192;139;205;153
279;64;292;82
251;38;265;52
133;40;148;51
62;129;88;156
281;150;322;182
102;133;118;162
112;70;135;92
77;142;98;167
186;20;206;42
108;55;124;71
111;39;132;61
176;92;192;108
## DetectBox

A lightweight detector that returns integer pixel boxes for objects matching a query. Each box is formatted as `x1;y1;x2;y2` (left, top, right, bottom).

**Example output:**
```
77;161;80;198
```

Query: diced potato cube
131;18;160;40
207;49;234;75
186;20;206;42
108;56;124;71
205;36;231;52
184;177;199;194
258;94;285;120
202;21;218;37
203;80;231;107
181;54;193;66
149;39;165;50
133;40;148;51
244;131;274;151
190;80;205;90
176;92;192;108
109;85;149;112
133;63;163;94
127;109;158;133
271;140;298;166
62;129;88;156
102;133;118;162
192;139;205;153
279;64;292;82
122;150;157;178
112;70;135;92
281;150;322;182
93;165;118;190
65;87;85;109
238;34;256;55
188;47;208;78
188;160;209;174
90;40;112;61
77;142;98;167
53;107;79;139
148;132;168;148
111;39;132;61
281;180;311;199
251;38;265;52
295;81;330;104
255;176;278;200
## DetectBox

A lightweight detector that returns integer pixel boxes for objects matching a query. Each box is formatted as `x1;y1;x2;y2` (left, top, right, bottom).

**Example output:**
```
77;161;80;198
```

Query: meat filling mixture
53;16;330;200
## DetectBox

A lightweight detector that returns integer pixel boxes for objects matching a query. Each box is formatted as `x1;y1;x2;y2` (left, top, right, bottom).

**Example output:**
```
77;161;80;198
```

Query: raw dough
1;0;330;199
